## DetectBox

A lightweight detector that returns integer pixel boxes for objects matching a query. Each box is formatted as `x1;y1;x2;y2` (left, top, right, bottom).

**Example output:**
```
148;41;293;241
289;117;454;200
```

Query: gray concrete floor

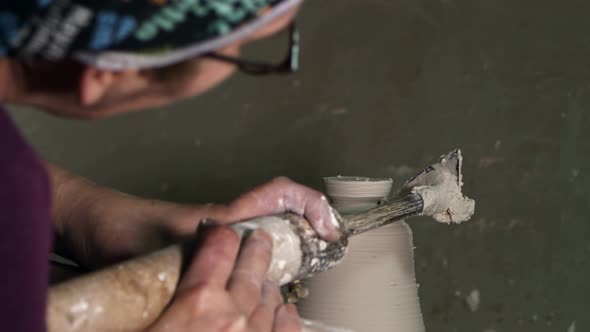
9;0;589;331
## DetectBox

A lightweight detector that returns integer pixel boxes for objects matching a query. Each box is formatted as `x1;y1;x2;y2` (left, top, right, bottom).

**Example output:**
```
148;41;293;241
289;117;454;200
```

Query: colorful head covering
0;0;301;69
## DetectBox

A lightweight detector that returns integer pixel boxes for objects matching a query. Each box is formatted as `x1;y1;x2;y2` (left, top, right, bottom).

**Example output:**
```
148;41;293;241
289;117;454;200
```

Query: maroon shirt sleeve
0;106;52;332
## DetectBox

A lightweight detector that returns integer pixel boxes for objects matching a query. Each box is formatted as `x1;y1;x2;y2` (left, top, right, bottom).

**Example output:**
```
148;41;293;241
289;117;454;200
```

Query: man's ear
79;67;118;106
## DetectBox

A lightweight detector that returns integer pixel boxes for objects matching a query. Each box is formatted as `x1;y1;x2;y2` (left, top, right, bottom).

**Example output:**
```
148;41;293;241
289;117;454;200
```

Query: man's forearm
47;164;228;268
49;163;103;262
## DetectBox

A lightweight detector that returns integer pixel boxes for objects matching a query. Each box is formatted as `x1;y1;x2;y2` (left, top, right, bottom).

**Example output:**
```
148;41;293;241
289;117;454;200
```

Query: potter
0;1;334;331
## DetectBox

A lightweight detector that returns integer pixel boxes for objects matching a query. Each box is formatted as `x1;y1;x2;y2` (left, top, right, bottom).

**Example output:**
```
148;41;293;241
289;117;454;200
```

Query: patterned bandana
0;0;301;69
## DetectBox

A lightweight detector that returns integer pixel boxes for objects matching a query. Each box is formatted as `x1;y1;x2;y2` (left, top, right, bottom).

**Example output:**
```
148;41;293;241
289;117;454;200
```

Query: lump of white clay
404;149;475;224
465;289;480;312
567;321;576;332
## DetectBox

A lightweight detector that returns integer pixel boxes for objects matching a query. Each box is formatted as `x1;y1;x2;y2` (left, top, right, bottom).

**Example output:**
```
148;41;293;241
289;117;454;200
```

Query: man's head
0;0;300;118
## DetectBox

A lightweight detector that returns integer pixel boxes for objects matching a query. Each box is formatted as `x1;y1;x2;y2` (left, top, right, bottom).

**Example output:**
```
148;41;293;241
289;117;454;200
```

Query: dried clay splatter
404;149;475;224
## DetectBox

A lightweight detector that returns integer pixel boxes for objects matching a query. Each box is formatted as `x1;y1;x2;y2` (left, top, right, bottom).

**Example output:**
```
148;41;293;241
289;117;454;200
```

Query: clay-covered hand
224;177;341;241
147;226;302;332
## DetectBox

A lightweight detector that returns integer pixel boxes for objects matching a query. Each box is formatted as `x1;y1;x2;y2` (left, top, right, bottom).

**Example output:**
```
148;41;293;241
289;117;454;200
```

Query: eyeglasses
203;22;299;75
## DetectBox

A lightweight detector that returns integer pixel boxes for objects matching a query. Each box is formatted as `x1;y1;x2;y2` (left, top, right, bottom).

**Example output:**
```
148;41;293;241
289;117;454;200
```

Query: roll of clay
298;178;425;332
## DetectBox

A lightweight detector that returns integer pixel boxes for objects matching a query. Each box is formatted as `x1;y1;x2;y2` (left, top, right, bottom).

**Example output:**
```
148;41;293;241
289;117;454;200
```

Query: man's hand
147;226;301;332
222;177;341;241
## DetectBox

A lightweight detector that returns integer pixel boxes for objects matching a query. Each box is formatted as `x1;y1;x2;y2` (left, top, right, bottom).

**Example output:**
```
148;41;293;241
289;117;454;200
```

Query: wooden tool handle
48;245;182;332
344;193;424;236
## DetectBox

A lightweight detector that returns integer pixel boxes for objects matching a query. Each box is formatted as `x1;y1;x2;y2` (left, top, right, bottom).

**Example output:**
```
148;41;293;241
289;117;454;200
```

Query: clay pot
297;176;425;332
323;177;393;214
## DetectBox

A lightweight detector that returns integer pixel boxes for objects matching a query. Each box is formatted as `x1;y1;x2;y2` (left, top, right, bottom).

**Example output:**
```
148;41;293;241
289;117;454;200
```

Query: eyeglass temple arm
203;22;299;72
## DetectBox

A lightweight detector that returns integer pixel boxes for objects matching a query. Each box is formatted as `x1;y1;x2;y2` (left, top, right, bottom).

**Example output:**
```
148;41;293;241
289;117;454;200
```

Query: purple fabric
0;106;51;332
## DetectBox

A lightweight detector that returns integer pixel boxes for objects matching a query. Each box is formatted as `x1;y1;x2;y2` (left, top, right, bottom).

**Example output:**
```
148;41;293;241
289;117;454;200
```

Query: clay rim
323;176;393;183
